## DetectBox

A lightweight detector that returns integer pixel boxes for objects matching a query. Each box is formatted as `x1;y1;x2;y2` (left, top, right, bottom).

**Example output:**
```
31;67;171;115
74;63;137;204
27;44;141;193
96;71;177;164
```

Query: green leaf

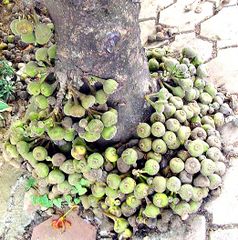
80;178;91;187
10;19;20;35
21;32;36;44
25;61;39;77
25;177;37;191
74;198;81;204
35;23;52;45
35;48;48;62
75;183;87;196
0;101;11;112
39;194;53;208
64;195;72;205
47;44;57;59
53;198;63;208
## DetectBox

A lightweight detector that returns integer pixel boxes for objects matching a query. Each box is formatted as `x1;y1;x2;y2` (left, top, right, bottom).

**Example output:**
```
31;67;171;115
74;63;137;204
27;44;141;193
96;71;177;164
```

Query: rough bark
44;0;155;143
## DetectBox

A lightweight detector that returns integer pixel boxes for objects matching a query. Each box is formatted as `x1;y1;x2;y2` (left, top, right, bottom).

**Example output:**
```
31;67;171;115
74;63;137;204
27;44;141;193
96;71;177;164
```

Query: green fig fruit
105;147;119;162
33;146;48;161
119;177;136;194
103;79;119;94
139;138;152;152
121;148;138;165
184;157;201;174
144;159;160;175
134;183;149;199
166;176;181;193
137;122;151;138
169;157;184;174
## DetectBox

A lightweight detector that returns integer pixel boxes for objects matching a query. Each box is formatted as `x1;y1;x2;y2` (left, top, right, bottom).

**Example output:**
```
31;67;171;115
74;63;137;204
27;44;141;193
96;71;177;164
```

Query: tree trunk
44;0;155;143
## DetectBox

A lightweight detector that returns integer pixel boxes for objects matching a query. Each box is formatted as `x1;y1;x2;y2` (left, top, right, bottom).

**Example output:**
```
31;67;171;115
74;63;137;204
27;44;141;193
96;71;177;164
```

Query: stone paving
0;0;238;240
139;0;238;239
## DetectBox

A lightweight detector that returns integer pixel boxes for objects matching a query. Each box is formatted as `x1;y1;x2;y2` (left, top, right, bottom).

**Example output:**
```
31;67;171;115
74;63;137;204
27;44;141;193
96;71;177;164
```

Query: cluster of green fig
10;18;53;45
4;47;231;239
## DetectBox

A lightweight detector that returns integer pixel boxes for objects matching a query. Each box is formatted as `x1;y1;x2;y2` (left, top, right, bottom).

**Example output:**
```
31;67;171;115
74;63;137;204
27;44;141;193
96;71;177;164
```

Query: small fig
152;176;167;193
95;89;108;105
206;135;222;149
149;58;159;71
200;158;216;176
174;110;187;123
178;184;194;201
169;96;183;109
150;112;166;123
166;176;181;193
86;119;104;134
121;148;138;165
208;174;222;190
101;110;118;128
164;103;176;118
191;127;207;140
71;145;87;160
60;160;75;174
105;147;119;162
33;146;48;161
182;105;194;119
101;126;117;140
151;122;165;137
187;139;208;157
35;163;49;178
177;126;191;144
107;173;121;190
139;138;152;152
193;174;210;188
184;157;201;174
119;177;136;194
165;118;181;132
134;183;149;199
144;159;160;176
143;204;160;218
47;126;65;141
103;79;119;94
169;157;184;174
153;193;168;208
87;153;104;169
136;123;151;138
152;139;167;154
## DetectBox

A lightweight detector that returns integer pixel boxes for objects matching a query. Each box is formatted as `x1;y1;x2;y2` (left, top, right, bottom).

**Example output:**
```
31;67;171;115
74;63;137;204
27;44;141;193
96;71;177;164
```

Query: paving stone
205;158;238;224
206;48;238;94
133;215;206;240
169;32;213;61
210;0;237;7
31;212;97;240
159;0;213;31
140;0;174;19
140;20;156;44
209;228;238;240
200;7;238;48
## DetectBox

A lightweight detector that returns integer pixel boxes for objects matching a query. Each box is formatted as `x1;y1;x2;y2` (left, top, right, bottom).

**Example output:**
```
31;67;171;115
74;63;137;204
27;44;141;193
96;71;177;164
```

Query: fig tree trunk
44;0;155;143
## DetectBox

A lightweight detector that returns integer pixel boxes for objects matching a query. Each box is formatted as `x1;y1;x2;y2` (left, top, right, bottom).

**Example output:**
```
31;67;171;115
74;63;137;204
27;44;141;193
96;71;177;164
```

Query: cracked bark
44;0;155;144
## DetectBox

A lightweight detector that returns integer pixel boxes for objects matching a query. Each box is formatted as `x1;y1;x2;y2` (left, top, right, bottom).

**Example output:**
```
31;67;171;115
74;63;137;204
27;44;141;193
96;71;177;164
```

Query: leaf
15;19;34;35
35;23;52;45
25;61;39;77
10;19;20;35
80;178;91;187
0;101;11;112
74;198;81;204
75;183;87;196
39;194;53;208
25;177;37;191
64;195;72;205
47;44;57;59
35;48;48;62
21;32;36;44
53;198;63;208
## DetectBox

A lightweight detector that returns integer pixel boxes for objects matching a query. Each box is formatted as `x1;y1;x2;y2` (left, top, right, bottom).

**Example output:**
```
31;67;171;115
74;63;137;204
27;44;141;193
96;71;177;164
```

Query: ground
0;0;238;239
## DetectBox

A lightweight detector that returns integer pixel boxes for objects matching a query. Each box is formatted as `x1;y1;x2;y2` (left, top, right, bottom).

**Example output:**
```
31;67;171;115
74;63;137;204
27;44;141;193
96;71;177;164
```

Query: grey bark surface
44;0;155;143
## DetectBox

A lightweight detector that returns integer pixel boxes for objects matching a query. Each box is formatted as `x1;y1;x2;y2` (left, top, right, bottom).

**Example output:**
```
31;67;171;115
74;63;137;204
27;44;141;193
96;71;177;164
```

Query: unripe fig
200;158;216;176
215;161;226;176
27;81;41;96
134;183;149;199
184;157;201;174
213;112;225;127
187;139;208;157
162;131;177;146
51;153;66;166
206;135;221;149
91;183;105;198
105;187;118;199
68;173;82;186
71;145;87;160
126;194;141;208
172;201;190;219
136;123;151;138
201;116;215;128
199;92;213;105
16;141;30;156
102;110;118;128
185;88;197;102
79;94;96;109
182;105;194;119
151;122;165;137
119;177;136;194
179;170;193;184
150;112;166;123
196;64;208;78
194;78;206;89
48;169;65;184
87;153;104;169
164;82;185;98
119;228;132;239
192;187;209;201
208;174;222;190
189;200;202;214
157;87;171;100
61;117;73;129
182;47;197;59
121;148;138;165
164;103;176;118
149;58;159;71
95;89;108;105
177;78;193;91
178;184;194;201
191;127;207;140
33;146;48;161
147;151;162;162
169;157;184;174
144;159;160;175
165;118;181;132
188;101;200;116
47;126;65;141
113;218;128;234
107;173;121;190
57;180;72;194
85;119;104;134
206;147;222;162
152;176;166;193
139;138;152;152
105;147;118;162
117;158;131;173
60;160;75;174
166;176;181;192
35;163;49;178
143;204;160;218
121;202;137;217
177;150;190;161
64;128;75;142
152;139;167;154
194;174;210;188
177;126;191;144
81;131;101;142
169;96;183;109
174;110;187;123
24;152;38;167
101;126;117;140
103;79;119;94
204;83;217;98
153;193;168;208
